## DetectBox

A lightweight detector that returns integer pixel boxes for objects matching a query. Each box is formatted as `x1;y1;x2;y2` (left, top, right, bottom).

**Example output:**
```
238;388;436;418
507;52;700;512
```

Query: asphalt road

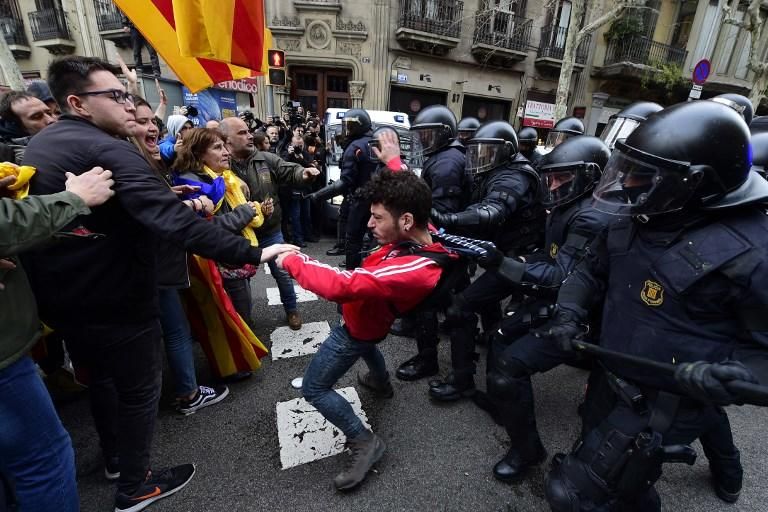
59;237;768;512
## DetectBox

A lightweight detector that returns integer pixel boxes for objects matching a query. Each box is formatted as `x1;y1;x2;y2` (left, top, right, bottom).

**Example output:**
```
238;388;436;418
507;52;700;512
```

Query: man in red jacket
277;169;452;491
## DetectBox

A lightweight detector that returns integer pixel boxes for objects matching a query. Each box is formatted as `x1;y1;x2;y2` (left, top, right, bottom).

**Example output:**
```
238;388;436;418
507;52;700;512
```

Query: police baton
569;339;768;407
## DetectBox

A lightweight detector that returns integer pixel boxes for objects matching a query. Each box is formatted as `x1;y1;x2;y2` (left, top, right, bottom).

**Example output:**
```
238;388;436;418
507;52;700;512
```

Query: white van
320;108;421;230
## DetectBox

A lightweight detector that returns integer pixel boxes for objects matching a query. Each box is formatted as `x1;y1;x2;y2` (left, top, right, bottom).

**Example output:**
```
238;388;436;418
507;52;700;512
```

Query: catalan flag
173;0;266;71
184;256;268;379
114;0;262;92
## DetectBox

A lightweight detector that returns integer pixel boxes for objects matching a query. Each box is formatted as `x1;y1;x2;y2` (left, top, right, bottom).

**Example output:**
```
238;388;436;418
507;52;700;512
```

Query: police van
321;108;420;229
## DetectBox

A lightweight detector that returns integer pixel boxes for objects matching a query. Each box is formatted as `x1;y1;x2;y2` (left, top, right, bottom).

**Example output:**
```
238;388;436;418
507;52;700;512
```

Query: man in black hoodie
22;56;296;512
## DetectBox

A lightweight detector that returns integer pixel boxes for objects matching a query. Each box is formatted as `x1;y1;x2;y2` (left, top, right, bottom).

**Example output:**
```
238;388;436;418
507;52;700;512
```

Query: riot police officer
310;109;378;269
599;101;662;150
517;126;544;169
429;121;546;400
395;105;469;380
544;116;584;151
473;136;613;483
537;100;768;511
711;93;754;125
457;116;480;144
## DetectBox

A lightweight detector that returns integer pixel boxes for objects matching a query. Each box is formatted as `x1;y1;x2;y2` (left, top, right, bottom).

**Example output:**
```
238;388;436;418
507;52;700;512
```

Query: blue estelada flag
172;174;227;214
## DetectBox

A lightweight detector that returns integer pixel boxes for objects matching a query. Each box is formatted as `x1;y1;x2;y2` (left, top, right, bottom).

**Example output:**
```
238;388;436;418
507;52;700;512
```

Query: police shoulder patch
640;279;664;307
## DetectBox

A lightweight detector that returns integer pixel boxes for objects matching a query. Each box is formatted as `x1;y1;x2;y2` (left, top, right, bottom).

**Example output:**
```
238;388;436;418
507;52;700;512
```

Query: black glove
674;360;759;405
477;242;504;270
430;208;456;228
303;191;317;202
531;306;585;352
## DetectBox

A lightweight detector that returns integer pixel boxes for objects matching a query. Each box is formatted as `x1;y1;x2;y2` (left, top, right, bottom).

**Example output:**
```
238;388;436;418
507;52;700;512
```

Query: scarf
202;166;264;246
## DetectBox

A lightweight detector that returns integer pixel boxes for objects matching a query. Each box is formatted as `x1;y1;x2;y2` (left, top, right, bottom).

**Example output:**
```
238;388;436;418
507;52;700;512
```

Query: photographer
285;134;316;247
239;110;263;134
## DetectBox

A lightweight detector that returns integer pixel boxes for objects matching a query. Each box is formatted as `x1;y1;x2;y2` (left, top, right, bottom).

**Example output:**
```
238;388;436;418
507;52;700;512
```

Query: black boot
390;317;417;337
493;438;546;483
326;243;345;256
429;372;475;401
396;353;438;381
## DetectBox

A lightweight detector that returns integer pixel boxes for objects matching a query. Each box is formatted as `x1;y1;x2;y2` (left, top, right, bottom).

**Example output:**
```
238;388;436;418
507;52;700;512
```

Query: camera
282;100;305;127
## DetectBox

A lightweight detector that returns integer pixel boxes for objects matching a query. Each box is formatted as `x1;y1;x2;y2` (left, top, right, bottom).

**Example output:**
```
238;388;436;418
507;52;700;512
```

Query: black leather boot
396;353;438;381
326;244;345;256
428;372;475;401
493;438;546;483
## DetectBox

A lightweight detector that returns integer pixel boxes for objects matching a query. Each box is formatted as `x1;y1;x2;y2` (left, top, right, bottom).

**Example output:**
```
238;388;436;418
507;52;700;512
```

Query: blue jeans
302;325;387;439
259;229;297;312
158;288;198;397
289;192;313;244
0;356;78;511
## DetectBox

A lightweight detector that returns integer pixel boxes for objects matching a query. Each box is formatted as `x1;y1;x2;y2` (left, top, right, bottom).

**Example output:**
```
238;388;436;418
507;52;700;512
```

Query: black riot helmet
517;126;539;156
593;100;768;216
457;116;480;143
465;121;518;176
340;108;372;144
711;93;754;125
600;101;663;150
411;105;457;157
539;136;611;208
544;116;584;150
751;132;768;178
368;126;400;162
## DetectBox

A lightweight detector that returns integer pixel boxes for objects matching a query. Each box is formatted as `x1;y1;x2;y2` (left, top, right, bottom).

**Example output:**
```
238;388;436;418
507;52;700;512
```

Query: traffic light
267;49;286;86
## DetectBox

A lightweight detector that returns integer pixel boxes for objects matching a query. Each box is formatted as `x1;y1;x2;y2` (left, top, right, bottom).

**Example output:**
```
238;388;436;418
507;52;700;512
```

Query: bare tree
554;0;644;120
0;36;25;91
722;0;768;108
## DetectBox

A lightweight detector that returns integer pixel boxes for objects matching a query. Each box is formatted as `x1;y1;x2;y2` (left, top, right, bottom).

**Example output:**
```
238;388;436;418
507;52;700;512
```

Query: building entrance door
290;67;351;118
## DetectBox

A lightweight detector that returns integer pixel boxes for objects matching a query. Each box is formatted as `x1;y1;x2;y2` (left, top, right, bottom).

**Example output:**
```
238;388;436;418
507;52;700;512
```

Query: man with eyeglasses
20;56;298;512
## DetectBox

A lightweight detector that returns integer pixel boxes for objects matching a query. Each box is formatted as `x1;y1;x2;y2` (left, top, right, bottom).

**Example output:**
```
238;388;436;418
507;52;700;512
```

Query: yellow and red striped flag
114;0;261;92
173;0;267;71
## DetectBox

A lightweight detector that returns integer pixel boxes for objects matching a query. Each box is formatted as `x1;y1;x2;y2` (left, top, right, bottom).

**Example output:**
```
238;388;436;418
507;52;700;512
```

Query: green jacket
0;191;90;370
231;150;304;236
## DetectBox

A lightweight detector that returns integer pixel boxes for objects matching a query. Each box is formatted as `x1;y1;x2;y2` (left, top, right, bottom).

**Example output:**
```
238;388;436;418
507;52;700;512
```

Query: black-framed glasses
74;89;135;105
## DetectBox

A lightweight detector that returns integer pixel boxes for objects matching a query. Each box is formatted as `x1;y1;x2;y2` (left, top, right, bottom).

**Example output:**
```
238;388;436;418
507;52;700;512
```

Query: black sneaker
105;456;120;481
114;464;195;512
177;385;229;415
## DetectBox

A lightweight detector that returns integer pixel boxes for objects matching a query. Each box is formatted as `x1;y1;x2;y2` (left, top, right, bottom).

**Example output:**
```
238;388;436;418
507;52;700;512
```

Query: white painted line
276;387;371;470
271;321;330;360
264;264;271;275
266;285;318;306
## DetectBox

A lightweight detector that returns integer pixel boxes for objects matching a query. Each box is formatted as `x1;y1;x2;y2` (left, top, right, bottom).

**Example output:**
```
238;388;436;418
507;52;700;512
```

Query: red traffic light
268;49;285;68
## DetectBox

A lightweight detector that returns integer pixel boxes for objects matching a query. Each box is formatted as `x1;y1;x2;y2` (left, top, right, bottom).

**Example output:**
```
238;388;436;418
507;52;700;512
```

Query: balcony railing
604;35;687;68
0;16;28;46
473;11;531;53
94;0;123;31
537;26;591;64
398;0;464;39
29;7;70;41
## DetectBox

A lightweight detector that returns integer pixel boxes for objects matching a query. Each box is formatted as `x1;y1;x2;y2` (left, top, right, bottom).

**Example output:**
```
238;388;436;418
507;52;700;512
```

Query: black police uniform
420;141;469;215
340;134;378;269
432;154;545;397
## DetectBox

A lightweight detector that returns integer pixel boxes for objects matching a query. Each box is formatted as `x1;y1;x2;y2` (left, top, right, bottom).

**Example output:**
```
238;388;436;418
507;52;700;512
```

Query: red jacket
283;242;451;341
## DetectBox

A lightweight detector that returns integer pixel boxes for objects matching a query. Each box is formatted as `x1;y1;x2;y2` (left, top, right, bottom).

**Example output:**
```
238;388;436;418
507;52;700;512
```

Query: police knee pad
544;454;583;512
486;370;520;399
445;293;474;324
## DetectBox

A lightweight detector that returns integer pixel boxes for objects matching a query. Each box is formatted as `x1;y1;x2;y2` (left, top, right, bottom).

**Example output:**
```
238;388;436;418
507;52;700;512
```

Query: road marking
276;387;371;470
266;285;318;306
264;264;271;275
270;321;330;360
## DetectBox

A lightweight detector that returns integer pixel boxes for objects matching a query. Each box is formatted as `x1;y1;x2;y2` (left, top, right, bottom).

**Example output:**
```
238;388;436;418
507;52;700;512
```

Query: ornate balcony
28;7;75;54
396;0;463;56
471;11;531;65
93;0;130;48
536;26;591;69
596;35;688;78
1;0;30;58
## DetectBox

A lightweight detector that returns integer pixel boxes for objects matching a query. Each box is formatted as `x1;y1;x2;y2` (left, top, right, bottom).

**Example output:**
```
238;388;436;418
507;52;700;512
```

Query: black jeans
130;28;160;76
61;320;163;494
223;278;253;326
344;199;370;269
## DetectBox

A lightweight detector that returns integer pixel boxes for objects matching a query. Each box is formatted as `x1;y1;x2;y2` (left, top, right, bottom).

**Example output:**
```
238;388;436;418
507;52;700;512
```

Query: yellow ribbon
0;162;36;199
203;166;263;246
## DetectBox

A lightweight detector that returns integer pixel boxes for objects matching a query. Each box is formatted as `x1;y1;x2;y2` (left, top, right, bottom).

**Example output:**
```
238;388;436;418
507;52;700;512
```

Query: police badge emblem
641;280;664;306
549;243;559;259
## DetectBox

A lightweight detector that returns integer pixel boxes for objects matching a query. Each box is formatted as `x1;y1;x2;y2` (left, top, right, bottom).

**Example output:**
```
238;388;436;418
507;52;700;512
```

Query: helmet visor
544;131;574;151
411;126;449;158
467;142;505;175
600;117;641;150
592;144;698;216
539;163;582;207
341;116;365;140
